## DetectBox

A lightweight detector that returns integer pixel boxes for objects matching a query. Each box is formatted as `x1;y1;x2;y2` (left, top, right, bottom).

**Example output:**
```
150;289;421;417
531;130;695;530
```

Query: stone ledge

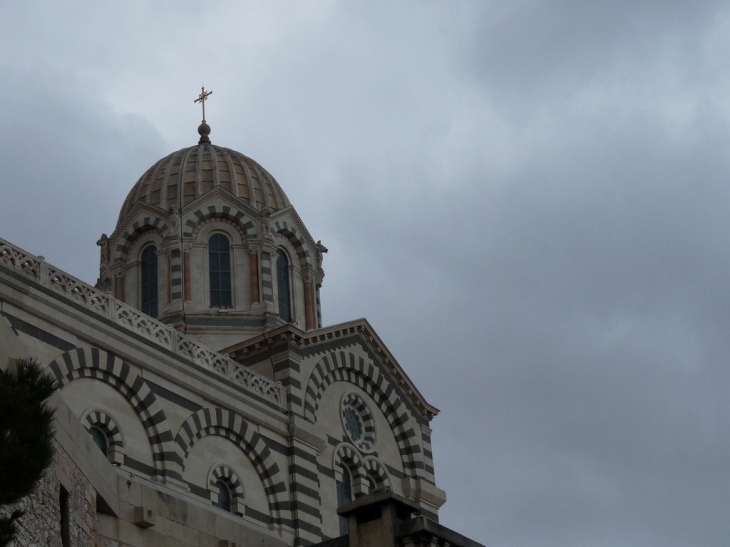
395;516;486;547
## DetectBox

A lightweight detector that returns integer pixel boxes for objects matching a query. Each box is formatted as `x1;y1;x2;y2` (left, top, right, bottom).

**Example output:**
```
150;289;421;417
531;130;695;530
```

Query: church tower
97;102;326;351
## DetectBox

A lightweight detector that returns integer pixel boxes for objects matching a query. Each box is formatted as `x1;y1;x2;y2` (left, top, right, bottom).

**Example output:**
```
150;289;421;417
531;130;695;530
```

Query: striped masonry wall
48;347;177;482
173;407;288;529
304;350;425;480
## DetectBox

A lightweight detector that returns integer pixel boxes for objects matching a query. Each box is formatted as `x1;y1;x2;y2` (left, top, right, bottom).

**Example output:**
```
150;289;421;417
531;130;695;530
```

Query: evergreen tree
0;359;57;547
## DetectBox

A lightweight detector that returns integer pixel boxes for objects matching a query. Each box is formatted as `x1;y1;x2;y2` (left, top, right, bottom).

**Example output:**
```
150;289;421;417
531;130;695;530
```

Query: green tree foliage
0;359;57;547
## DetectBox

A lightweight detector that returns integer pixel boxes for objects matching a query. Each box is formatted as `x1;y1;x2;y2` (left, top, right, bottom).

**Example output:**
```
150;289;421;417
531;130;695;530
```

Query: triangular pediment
269;206;318;252
180;185;263;220
110;201;172;243
225;318;439;421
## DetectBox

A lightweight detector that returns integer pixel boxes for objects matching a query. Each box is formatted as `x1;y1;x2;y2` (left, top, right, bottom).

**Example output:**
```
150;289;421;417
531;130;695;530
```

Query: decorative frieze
0;239;42;278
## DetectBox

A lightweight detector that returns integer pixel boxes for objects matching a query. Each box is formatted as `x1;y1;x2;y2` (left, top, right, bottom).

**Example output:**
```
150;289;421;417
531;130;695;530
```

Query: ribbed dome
118;143;291;223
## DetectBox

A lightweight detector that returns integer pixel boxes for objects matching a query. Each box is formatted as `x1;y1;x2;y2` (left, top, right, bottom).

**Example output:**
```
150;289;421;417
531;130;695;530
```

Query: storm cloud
1;2;729;545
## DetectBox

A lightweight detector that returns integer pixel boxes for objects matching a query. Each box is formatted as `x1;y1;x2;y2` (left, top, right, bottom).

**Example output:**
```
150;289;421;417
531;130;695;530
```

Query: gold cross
194;84;213;122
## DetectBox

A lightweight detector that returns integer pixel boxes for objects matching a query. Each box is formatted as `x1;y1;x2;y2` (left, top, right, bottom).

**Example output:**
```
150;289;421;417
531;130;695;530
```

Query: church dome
97;116;325;350
117;133;291;224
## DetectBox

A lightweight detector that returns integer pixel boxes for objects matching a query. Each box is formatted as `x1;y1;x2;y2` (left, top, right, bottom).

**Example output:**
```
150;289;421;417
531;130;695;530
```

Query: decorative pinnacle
194;84;213;145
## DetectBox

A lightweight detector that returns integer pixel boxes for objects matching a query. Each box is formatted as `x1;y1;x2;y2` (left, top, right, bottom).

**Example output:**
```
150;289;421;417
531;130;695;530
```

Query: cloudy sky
2;2;729;545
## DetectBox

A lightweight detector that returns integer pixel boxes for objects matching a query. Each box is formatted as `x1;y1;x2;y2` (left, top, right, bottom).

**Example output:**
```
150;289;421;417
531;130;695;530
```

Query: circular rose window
340;393;376;453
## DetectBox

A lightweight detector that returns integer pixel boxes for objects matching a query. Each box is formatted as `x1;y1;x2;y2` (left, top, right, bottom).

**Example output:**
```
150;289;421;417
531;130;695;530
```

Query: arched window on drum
140;245;158;317
209;234;232;307
276;249;292;321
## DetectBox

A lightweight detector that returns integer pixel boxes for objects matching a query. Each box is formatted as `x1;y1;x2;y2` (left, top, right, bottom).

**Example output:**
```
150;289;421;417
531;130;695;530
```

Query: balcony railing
0;237;284;407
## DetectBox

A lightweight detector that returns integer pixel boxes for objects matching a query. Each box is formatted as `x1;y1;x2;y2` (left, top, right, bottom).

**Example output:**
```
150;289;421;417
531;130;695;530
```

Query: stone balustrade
0;237;284;407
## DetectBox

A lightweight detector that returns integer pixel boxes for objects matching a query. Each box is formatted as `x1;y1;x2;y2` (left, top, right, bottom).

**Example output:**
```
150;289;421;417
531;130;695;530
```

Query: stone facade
0;125;481;547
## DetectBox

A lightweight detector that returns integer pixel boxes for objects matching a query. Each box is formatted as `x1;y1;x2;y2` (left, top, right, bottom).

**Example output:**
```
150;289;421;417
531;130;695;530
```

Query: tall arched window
209;234;232;307
336;465;353;536
276;249;291;321
141;245;158;317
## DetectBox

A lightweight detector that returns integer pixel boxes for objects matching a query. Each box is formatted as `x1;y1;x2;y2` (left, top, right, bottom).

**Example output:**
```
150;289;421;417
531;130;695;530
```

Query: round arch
191;215;249;246
332;443;368;497
304;350;423;480
271;224;313;272
114;216;170;263
81;408;125;465
173;407;286;527
184;206;257;241
48;347;173;482
208;463;246;516
362;456;391;493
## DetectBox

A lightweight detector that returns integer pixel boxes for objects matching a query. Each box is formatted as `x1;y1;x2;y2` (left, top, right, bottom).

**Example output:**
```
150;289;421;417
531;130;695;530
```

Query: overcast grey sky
2;2;729;545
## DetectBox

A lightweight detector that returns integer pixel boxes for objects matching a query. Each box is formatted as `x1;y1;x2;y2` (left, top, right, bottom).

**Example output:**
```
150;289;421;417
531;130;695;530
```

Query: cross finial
194;84;213;122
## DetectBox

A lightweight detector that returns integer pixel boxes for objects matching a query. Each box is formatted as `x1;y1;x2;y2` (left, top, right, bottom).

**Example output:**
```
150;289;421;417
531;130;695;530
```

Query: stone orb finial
198;121;211;144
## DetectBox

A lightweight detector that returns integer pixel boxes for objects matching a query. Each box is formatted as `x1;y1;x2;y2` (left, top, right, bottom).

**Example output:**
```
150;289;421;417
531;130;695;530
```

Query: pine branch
0;358;57;511
0;510;24;547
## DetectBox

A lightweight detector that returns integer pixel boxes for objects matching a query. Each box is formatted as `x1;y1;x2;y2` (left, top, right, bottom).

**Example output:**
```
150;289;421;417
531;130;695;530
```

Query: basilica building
0;105;482;547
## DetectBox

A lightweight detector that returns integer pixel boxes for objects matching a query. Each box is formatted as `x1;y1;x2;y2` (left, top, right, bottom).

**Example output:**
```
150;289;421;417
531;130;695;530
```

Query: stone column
114;274;125;302
156;247;169;306
166;250;172;304
304;276;315;330
249;251;260;303
261;242;279;314
183;248;192;301
315;285;323;328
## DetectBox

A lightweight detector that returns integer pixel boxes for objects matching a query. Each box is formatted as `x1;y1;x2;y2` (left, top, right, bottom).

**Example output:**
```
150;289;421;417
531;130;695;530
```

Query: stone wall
0;442;100;547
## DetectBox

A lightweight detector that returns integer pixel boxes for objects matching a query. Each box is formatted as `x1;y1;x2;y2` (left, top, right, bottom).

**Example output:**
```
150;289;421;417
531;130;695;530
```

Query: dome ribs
233;160;249;201
194;144;204;205
199;145;216;195
180;146;198;209
157;152;178;211
270;172;289;209
237;151;259;209
222;148;239;199
143;156;161;208
116;144;291;226
248;160;269;210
